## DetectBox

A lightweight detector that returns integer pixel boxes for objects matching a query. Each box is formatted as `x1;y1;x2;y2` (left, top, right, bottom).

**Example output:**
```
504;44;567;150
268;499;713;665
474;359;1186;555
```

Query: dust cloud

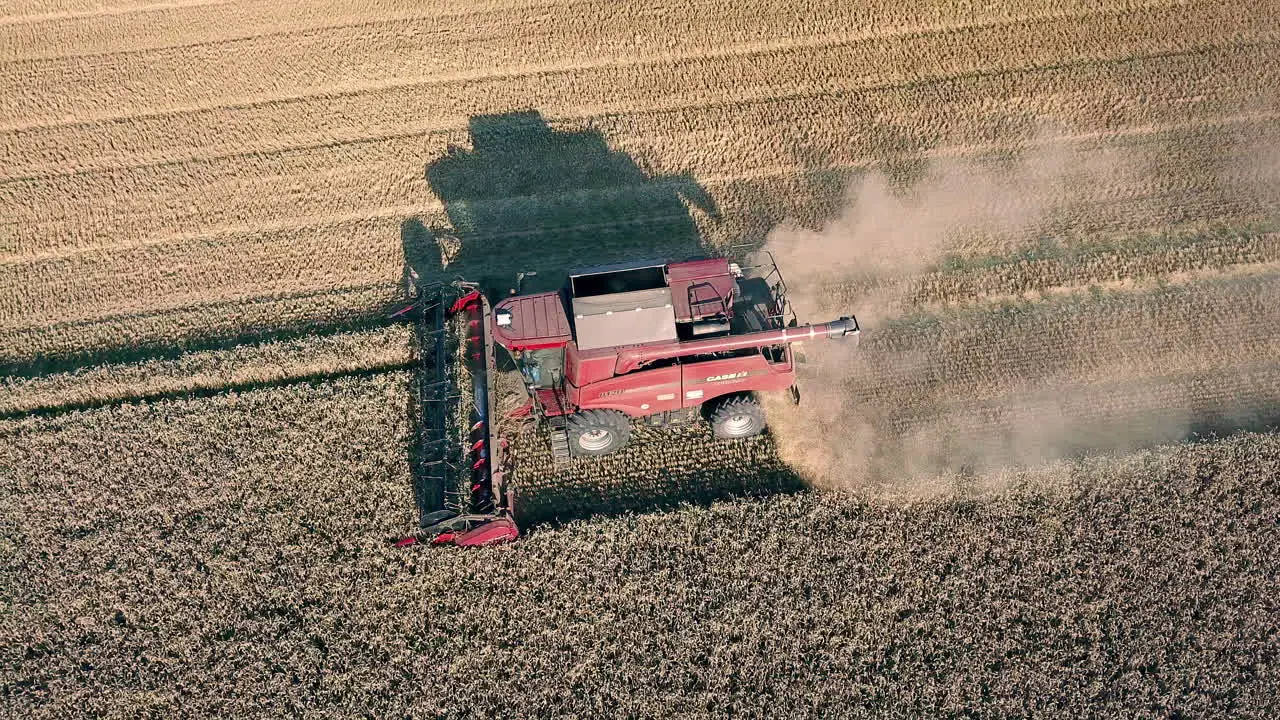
754;136;1279;496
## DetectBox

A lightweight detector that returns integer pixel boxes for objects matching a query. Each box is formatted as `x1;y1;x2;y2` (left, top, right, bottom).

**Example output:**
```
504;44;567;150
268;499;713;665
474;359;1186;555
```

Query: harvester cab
391;252;859;547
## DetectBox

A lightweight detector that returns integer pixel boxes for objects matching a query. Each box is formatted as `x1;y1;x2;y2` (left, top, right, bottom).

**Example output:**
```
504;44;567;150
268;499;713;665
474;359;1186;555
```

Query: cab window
516;347;565;389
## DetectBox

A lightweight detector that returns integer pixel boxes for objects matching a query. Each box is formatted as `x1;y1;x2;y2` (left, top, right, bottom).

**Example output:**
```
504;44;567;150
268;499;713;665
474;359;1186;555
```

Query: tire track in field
0;0;231;26
10;42;1271;261
0;282;400;370
0;0;1188;64
0;0;588;60
0;0;1238;131
6;112;1273;266
4;32;1274;183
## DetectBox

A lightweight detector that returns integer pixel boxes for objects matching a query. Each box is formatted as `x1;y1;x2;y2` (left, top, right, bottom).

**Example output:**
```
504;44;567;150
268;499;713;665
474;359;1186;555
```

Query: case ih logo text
704;371;750;382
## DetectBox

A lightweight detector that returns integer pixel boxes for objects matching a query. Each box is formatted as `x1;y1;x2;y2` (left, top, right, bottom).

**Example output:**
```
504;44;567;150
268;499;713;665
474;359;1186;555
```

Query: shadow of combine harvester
398;110;805;539
404;109;720;294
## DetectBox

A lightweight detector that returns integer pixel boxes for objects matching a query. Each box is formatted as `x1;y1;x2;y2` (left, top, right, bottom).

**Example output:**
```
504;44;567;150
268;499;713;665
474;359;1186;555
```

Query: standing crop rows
0;324;413;416
2;375;1277;716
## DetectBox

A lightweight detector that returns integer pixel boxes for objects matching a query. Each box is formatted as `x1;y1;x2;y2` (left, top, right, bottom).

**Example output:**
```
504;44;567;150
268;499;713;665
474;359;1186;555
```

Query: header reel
389;274;519;548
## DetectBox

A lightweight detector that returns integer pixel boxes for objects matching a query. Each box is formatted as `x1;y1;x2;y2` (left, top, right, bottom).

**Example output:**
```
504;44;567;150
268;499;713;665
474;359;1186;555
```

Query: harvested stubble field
2;0;1279;716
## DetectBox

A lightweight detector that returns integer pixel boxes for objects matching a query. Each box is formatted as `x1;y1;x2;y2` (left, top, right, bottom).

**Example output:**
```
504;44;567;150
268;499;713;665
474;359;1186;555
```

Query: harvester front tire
566;410;631;456
708;395;766;440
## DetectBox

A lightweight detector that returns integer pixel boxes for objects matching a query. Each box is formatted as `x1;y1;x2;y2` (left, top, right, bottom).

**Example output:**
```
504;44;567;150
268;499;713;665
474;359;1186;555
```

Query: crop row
5;124;1274;363
505;420;801;527
817;228;1280;311
0;281;399;370
4;21;1273;369
2;371;1277;716
0;0;1221;124
5;18;1273;187
4;205;1274;395
0;324;412;416
0;217;405;329
9;112;1272;273
853;271;1280;379
6;0;1099;70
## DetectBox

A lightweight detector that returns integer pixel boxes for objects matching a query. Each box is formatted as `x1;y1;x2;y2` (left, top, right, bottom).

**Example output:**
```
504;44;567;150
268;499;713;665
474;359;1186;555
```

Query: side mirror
514;270;538;294
402;264;420;298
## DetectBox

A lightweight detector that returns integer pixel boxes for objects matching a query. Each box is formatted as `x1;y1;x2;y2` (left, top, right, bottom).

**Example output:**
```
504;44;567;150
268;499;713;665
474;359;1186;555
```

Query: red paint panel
492;292;572;349
454;517;519;547
535;389;571;416
680;354;794;407
569;346;622;385
667;258;734;322
577;365;683;416
667;258;729;280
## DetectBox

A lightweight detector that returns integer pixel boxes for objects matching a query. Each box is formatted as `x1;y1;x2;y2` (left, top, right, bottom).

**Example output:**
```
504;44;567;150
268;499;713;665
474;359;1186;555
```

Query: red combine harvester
392;253;859;547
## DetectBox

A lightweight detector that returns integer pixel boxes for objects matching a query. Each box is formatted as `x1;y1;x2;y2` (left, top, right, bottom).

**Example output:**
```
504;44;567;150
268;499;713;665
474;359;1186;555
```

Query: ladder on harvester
546;373;573;464
548;427;571;463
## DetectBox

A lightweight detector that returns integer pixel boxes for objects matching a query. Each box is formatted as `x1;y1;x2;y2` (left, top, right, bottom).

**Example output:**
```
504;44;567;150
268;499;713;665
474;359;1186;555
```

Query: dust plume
756;136;1280;495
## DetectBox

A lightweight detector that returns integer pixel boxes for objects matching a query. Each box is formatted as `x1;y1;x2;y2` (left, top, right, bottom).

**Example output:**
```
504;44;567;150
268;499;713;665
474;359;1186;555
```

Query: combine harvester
391;254;860;547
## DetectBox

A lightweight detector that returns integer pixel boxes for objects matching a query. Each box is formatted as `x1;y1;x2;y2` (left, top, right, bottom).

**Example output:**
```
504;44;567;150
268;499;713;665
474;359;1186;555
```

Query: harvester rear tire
708;394;766;440
566;410;631;456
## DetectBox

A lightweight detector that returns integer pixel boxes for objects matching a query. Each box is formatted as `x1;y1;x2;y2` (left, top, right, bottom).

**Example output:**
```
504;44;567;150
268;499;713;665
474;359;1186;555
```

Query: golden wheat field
2;0;1279;715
